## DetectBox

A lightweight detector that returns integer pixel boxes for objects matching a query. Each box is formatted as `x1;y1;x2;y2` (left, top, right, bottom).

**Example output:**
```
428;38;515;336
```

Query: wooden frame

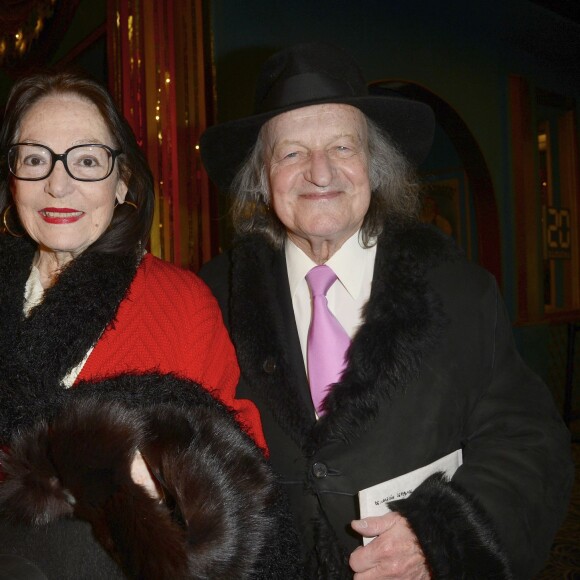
420;171;472;259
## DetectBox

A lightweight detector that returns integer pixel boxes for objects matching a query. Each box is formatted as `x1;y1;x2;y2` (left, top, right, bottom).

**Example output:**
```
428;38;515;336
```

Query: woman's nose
44;160;74;198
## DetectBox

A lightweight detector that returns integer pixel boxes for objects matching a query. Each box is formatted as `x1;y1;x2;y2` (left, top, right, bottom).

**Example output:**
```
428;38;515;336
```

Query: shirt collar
285;230;376;299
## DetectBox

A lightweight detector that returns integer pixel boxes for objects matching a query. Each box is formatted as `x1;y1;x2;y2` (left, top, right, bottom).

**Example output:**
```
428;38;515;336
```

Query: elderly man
200;42;573;579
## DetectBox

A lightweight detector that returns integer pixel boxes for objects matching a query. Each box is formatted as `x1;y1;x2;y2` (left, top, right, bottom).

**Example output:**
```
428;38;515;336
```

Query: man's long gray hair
230;114;422;248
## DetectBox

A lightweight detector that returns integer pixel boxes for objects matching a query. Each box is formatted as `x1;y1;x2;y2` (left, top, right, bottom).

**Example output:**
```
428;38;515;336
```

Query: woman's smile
39;207;84;224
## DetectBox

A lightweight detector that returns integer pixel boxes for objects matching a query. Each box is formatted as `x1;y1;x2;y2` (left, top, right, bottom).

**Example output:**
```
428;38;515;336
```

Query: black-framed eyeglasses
8;143;123;182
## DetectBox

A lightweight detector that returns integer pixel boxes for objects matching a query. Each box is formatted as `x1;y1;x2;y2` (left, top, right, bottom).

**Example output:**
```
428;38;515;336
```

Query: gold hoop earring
2;204;24;237
115;200;138;210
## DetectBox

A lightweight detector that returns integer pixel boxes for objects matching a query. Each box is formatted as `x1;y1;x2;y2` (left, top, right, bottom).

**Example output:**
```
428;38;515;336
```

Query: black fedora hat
200;42;435;191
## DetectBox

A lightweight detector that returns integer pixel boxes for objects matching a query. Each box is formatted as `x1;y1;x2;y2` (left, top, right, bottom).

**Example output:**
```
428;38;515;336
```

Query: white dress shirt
285;230;377;372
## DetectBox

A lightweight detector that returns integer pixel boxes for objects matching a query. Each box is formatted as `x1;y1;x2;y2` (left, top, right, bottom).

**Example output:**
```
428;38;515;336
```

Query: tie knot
306;265;338;297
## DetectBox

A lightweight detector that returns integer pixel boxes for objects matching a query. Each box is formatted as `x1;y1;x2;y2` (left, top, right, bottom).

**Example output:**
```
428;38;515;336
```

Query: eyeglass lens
9;144;114;181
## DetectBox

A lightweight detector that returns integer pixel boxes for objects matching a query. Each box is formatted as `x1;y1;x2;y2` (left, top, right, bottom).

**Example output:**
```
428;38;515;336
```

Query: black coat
200;221;574;579
0;235;302;580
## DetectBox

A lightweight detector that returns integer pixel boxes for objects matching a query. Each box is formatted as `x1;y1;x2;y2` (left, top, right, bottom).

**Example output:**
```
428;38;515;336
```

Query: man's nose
305;150;333;187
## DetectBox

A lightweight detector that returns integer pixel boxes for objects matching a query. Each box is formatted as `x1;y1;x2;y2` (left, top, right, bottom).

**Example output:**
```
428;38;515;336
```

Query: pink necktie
306;265;351;415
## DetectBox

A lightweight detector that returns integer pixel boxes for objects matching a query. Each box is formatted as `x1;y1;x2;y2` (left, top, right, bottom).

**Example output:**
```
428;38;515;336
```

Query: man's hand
349;513;430;579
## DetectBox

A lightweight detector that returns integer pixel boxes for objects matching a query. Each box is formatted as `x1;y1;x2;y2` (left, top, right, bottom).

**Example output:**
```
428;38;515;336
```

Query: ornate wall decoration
0;0;80;70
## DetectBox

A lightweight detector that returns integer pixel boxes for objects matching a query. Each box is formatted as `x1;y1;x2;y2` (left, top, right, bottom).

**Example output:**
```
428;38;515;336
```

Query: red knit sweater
78;253;267;452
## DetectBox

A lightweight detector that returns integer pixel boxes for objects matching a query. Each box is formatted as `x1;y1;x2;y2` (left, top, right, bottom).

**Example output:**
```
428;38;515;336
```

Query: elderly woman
0;70;301;579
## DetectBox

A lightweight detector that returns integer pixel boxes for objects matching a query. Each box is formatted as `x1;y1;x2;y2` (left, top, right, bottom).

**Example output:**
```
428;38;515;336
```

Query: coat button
312;462;328;478
262;357;277;374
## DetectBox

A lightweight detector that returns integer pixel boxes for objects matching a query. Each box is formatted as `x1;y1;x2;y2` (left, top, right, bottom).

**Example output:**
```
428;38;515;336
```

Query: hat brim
200;95;435;192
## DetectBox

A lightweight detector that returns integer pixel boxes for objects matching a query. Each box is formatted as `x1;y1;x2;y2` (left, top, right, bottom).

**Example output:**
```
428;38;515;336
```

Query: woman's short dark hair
230;113;421;249
0;68;154;255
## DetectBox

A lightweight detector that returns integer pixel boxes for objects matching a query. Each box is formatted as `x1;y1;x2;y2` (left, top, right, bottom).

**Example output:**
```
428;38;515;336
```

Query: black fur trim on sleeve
388;472;513;579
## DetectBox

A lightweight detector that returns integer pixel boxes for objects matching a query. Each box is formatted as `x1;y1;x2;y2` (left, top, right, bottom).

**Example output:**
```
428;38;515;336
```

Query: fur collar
0;234;140;444
230;221;460;452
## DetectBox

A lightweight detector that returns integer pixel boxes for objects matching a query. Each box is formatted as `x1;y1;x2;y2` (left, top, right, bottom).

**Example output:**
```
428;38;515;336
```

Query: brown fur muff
0;375;301;579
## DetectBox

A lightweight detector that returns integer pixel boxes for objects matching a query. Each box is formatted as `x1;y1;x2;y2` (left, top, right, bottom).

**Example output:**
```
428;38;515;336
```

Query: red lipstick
39;207;84;224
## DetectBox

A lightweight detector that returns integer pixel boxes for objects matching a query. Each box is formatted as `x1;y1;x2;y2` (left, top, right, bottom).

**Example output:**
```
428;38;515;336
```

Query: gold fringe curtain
107;0;215;271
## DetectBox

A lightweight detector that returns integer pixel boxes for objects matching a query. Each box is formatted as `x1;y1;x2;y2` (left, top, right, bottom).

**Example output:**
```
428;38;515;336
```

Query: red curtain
107;0;216;271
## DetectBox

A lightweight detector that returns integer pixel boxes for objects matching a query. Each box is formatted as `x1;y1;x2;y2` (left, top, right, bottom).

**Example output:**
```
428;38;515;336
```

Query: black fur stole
0;234;140;444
